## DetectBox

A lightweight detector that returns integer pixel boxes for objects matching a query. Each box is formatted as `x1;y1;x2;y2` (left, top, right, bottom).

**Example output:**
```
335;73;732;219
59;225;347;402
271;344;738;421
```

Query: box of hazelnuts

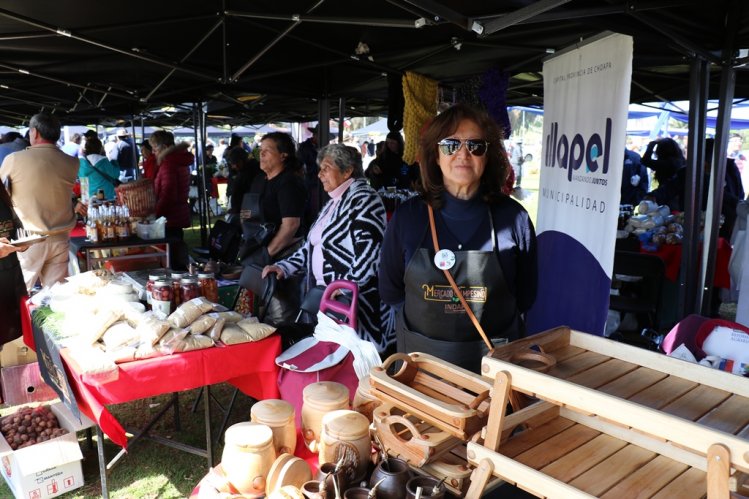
0;403;90;498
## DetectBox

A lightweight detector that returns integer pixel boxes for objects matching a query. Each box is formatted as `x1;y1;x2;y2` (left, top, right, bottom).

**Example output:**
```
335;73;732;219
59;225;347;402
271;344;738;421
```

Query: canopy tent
350;118;389;137
0;1;748;128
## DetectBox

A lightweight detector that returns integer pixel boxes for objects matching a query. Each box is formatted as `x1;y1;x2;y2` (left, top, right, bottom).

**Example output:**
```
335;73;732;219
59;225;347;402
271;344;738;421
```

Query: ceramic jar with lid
221;422;276;495
352;375;381;423
250;399;296;455
318;409;371;483
301;382;350;453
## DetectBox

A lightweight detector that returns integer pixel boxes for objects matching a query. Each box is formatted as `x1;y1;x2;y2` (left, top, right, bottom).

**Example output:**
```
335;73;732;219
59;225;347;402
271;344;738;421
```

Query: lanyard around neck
427;203;494;353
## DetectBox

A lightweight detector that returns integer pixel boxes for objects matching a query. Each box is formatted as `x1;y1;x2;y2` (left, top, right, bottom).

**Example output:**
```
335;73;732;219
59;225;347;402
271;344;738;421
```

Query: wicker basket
115;179;156;218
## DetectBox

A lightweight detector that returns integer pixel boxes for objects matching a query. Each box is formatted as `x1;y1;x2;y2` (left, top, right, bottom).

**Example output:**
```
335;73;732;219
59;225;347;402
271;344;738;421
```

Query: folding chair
609;250;666;336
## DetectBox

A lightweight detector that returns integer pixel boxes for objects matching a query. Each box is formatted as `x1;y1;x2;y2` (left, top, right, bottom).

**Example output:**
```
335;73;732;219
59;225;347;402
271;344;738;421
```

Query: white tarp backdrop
526;32;633;335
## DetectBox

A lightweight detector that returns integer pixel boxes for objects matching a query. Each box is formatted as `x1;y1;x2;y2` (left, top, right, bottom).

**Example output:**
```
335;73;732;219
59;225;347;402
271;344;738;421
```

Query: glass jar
146;270;168;307
180;276;201;303
151;279;173;316
198;272;218;303
171;272;187;307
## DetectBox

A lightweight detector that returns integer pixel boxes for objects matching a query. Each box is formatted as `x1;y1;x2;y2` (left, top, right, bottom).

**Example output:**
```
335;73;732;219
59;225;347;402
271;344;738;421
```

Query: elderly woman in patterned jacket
262;143;394;353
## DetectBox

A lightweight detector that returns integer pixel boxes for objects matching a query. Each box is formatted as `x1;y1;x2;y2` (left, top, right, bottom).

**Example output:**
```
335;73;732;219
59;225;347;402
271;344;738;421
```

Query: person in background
215;138;228;163
642;137;687;210
621;147;649;206
0;131;29;165
0;113;79;290
298;125;323;228
225;147;261;224
379;104;538;372
239;132;306;266
509;139;524;190
0;182;27;345
79;136;120;200
263;144;394;352
366;131;414;190
704;138;745;238
149;130;193;270
115;128;138;179
140;140;157;179
61;133;81;158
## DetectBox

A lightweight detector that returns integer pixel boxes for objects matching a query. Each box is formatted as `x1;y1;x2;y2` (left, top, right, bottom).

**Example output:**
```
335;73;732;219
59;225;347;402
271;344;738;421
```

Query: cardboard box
0;402;93;499
0;338;37;368
1;363;57;406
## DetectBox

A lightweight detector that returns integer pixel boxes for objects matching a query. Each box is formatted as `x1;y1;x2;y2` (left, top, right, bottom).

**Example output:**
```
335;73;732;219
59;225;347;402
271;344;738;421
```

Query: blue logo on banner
545;118;612;181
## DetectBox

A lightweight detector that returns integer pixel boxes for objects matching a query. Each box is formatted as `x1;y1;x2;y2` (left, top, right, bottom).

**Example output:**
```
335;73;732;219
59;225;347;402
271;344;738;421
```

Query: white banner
526;32;632;335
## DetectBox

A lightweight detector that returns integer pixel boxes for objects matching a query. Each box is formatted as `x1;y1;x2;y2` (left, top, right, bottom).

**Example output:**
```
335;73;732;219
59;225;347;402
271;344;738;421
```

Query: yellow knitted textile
402;71;438;164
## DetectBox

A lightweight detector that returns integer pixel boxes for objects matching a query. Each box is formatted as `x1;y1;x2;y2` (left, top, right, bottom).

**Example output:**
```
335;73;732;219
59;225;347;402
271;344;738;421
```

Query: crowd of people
0;105;540;370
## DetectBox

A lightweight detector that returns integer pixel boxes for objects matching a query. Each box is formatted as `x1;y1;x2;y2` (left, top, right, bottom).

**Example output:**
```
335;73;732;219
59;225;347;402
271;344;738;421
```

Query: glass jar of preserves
180;276;201;303
198;272;218;303
146;270;169;307
151;279;173;316
171;271;187;307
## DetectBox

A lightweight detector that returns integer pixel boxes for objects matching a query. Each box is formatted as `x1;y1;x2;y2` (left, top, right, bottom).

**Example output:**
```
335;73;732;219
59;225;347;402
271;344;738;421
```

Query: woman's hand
0;238;18;259
262;265;285;279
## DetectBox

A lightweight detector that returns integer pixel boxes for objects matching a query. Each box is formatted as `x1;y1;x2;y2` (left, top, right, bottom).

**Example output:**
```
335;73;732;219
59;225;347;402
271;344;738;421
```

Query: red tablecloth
642;237;732;288
21;299;281;449
60;336;281;449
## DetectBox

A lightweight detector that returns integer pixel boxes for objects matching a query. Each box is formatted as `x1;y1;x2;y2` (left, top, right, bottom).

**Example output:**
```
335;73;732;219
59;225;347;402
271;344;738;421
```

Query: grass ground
0;385;258;498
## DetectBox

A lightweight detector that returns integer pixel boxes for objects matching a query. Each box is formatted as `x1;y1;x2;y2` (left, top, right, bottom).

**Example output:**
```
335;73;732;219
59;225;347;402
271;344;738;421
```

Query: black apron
239;176;275;266
398;206;523;372
0;192;27;344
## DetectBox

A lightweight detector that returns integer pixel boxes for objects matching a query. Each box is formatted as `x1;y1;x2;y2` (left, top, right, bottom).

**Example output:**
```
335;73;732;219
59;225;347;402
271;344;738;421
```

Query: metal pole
679;57;709;317
129;116;138;180
338;97;345;144
700;65;735;316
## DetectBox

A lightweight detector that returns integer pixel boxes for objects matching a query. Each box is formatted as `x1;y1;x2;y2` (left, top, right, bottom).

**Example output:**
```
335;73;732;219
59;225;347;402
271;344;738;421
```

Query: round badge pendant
434;249;456;270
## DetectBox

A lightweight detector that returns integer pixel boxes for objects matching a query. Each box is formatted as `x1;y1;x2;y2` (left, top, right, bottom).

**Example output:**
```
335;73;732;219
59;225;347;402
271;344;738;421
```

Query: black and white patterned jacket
276;178;395;352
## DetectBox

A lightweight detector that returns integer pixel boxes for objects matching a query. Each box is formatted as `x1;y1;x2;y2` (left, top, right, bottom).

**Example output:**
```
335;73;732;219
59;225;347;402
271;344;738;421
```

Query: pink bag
275;280;359;426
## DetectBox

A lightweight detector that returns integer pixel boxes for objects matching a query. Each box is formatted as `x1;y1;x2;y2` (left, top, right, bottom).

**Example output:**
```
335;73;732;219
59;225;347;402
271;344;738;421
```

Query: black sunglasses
437;138;490;157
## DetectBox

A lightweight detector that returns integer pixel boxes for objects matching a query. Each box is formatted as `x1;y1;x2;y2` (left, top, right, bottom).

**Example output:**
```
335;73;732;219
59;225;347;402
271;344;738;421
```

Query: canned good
180;276;201;302
198;272;218;303
151;279;173;316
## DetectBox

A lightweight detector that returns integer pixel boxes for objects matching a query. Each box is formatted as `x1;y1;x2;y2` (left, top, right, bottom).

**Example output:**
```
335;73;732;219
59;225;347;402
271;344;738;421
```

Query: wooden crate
463;326;749;499
369;352;493;441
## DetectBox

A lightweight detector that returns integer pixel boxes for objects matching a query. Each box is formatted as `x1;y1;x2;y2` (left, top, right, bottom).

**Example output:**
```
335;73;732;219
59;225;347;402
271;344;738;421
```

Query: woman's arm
266;217;300;258
343;194;386;284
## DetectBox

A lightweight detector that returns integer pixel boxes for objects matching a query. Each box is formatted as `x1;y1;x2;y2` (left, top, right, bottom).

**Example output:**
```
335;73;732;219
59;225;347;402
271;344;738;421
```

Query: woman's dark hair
418;103;509;208
386;131;404;156
262;132;302;174
226;146;249;167
649;137;685;182
83;136;104;156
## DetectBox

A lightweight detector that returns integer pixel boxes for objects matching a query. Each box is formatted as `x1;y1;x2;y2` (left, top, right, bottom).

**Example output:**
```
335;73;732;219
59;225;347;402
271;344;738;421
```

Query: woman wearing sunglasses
379;103;537;372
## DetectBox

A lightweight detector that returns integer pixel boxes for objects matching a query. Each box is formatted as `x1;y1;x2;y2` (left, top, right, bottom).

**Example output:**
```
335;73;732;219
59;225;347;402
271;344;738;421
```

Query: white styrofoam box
0;402;94;499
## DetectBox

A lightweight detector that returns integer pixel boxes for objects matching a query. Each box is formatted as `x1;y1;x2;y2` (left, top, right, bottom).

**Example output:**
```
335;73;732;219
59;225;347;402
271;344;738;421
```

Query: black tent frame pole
338;97;345;144
192;102;209;247
700;64;735;316
699;1;740;316
679;57;709;317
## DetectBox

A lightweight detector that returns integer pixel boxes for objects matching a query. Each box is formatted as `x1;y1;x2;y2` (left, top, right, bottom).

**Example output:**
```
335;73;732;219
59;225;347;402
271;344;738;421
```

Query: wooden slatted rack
464;326;749;499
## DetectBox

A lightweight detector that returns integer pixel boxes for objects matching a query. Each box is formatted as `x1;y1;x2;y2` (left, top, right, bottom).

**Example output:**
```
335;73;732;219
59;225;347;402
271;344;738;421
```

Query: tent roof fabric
0;1;746;127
